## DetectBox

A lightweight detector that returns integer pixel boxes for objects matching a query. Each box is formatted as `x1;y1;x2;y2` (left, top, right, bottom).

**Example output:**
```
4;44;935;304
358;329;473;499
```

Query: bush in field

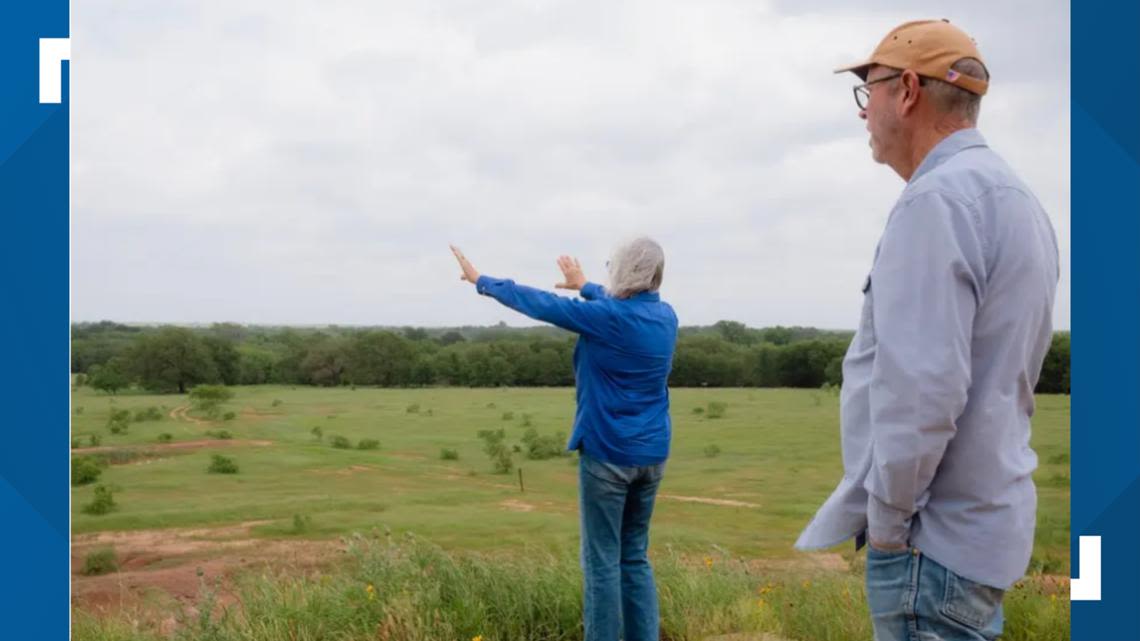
290;514;313;535
703;444;722;458
501;411;514;421
82;485;117;515
440;448;459;461
72;456;105;486
706;401;728;419
71;438;81;449
208;454;239;474
271;399;283;407
311;426;324;442
80;547;118;576
87;434;101;447
132;406;163;422
520;413;534;427
157;433;173;443
223;411;236;421
521;428;568;460
205;429;233;440
75;406;85;415
107;408;131;434
190;385;234;419
492;448;514;474
692;406;705;415
357;439;381;451
330;435;352;449
477;429;514;473
406;403;421;414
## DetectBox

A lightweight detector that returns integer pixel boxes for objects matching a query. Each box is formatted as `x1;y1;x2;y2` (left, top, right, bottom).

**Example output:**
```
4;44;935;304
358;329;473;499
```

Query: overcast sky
72;0;1070;329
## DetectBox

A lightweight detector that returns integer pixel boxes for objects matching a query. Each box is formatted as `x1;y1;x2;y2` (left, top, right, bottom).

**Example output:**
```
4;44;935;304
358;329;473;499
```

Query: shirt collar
909;128;988;184
631;290;660;302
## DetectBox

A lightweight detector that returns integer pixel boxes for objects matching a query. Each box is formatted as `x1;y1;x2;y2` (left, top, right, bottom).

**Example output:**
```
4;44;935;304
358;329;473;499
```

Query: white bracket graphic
39;38;71;104
1071;535;1102;601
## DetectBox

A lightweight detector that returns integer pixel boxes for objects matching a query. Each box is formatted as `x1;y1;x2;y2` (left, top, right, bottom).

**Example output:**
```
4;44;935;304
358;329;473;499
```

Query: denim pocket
940;569;1004;630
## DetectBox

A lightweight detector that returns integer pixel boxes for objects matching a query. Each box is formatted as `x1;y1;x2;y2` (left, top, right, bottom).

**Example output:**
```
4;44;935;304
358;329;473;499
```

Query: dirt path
660;494;761;508
73;439;273;457
168;405;211;426
72;522;342;616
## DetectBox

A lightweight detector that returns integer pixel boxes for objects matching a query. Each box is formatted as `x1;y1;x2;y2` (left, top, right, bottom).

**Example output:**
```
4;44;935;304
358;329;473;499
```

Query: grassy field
70;385;1070;640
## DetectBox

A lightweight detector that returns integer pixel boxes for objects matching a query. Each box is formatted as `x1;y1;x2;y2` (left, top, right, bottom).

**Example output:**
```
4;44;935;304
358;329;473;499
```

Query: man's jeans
579;452;666;641
866;546;1005;641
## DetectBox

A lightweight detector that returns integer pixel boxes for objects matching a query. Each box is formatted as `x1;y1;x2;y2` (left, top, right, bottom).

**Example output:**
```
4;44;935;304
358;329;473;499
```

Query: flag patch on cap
946;70;961;81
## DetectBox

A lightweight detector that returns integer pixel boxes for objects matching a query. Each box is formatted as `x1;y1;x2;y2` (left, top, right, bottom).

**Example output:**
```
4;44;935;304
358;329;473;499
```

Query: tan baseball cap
835;19;989;96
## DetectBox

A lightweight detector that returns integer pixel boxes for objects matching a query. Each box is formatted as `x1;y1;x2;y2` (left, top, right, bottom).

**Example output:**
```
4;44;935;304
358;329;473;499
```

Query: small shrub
72;456;105;486
75;406;85;415
521;413;534;427
290;514;312;534
706;401;728;419
521;428;568;460
81;547;118;576
440;448;459;460
330;435;352;449
357;438;381;451
82;485;117;515
133;406;163;422
424;408;433;417
271;399;283;407
692;407;704;415
207;454;239;474
486;402;497;409
71;438;81;449
703;444;722;458
107;408;131;434
157;433;173;443
87;434;102;447
206;430;233;440
406;403;421;414
1047;452;1070;464
492;448;514;474
501;411;514;421
223;411;236;421
311;426;324;441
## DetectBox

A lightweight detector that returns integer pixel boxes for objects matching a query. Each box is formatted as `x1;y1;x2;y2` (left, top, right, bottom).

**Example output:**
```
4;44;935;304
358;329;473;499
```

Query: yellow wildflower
365;584;376;601
704;557;714;568
473;636;484;641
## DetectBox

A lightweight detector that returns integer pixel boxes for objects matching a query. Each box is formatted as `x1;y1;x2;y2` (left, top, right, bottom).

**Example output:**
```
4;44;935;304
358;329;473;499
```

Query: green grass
70;386;1070;639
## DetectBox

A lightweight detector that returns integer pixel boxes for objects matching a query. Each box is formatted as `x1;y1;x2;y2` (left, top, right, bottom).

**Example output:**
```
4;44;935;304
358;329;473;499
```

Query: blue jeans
579;452;666;641
866;546;1005;641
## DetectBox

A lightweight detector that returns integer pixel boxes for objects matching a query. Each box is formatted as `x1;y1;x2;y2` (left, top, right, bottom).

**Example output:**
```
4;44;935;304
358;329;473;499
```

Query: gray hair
923;58;989;125
607;237;665;299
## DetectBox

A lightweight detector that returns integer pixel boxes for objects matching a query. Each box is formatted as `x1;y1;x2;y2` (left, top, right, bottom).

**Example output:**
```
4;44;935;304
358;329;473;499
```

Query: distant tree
87;357;131;395
437;331;466;346
714;320;755;345
130;327;219;393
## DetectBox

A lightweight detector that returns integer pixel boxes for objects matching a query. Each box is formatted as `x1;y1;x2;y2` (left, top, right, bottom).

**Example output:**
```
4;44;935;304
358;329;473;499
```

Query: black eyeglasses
852;72;901;110
852;72;930;110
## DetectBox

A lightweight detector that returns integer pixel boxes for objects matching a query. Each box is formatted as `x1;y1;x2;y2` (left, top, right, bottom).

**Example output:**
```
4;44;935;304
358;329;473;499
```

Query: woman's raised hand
555;255;587;291
449;245;481;284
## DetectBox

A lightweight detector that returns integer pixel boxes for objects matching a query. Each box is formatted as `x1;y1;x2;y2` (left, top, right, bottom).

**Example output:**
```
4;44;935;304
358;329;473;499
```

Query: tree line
71;320;1070;394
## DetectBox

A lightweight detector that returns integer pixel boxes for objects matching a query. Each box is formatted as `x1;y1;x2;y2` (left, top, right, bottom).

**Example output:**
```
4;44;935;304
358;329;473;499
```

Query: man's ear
898;69;923;116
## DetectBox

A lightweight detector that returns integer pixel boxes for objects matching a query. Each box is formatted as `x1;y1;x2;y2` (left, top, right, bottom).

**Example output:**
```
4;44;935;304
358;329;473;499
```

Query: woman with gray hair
450;238;677;641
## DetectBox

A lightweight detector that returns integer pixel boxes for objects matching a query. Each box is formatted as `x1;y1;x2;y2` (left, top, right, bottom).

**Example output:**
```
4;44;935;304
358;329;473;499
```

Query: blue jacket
475;276;678;466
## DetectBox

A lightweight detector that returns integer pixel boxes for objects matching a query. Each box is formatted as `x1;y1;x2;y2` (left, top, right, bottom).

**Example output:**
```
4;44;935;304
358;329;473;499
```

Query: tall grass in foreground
73;532;1069;641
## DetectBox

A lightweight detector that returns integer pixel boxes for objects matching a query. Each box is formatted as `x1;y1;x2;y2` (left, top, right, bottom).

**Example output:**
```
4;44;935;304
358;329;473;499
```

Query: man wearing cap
795;19;1059;641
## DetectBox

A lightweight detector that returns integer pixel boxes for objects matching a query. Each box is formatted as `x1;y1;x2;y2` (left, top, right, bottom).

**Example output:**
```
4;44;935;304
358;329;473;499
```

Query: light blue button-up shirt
795;129;1059;589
